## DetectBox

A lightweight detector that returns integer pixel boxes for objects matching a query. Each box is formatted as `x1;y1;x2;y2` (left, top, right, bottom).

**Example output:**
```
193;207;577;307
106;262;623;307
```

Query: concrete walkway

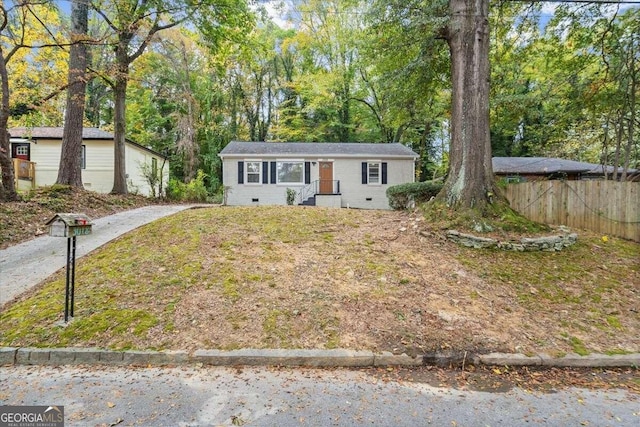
0;204;200;306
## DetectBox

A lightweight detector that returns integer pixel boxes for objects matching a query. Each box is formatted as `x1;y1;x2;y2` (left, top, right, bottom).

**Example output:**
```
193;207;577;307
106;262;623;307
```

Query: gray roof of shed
9;126;114;140
492;157;635;175
219;141;418;159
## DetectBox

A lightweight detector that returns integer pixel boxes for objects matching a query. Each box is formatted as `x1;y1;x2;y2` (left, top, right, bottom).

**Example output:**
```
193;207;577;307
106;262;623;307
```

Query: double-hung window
368;162;380;184
362;161;387;185
277;161;304;184
151;157;158;177
246;161;261;184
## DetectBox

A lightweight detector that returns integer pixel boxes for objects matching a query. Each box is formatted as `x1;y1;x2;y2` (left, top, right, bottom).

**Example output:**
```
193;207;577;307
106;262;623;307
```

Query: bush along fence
504;181;639;242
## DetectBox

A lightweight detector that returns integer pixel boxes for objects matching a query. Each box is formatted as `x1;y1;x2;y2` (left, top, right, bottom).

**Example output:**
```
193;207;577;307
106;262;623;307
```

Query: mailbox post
45;213;93;323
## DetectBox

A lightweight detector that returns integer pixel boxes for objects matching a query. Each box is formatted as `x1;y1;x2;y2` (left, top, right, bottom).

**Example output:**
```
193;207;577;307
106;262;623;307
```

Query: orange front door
319;162;333;194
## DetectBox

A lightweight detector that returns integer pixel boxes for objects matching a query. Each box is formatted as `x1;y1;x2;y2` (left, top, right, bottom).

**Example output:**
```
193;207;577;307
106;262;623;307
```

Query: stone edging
1;347;638;369
446;229;578;251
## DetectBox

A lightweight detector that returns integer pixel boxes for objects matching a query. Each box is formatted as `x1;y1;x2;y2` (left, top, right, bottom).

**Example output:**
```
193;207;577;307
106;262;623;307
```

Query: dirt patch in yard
1;206;638;357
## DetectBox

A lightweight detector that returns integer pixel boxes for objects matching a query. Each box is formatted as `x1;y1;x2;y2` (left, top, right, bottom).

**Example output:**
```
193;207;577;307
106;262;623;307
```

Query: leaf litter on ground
1;204;638;361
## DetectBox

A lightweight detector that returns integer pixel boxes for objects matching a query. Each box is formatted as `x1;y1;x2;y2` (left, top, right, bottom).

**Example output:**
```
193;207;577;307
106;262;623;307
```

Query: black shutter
382;162;388;184
270;161;276;184
362;162;368;184
238;161;244;184
262;161;268;184
305;161;311;184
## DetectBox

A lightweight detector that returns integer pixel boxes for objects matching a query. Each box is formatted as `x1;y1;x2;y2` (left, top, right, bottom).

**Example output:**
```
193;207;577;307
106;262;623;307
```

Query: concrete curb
1;347;638;369
475;352;640;368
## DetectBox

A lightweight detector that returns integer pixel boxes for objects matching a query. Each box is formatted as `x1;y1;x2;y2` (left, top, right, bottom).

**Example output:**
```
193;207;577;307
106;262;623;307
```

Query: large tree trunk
439;0;496;210
0;128;16;201
111;76;128;194
111;39;130;195
0;43;17;202
56;0;88;188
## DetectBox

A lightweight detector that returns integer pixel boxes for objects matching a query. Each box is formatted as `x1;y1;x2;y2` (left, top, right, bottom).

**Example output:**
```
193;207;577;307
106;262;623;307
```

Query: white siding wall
29;140;62;187
31;139;115;193
126;144;169;197
223;156;415;210
223;159;307;206
29;138;168;196
335;158;414;210
83;140;114;193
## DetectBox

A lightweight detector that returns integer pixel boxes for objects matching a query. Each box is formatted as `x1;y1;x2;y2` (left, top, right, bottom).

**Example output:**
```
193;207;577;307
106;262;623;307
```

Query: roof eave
219;153;418;160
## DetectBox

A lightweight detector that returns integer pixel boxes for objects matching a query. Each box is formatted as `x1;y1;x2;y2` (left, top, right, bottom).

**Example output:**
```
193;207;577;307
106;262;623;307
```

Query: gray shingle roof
492;157;636;175
9;126;114;140
219;141;418;158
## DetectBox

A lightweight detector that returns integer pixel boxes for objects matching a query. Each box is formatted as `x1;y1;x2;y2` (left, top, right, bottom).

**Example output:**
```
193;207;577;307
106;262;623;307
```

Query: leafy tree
5;3;67;126
489;2;544;157
584;7;639;178
289;0;366;142
370;0;496;209
270;28;306;141
1;1;67;201
367;0;450;176
490;2;639;177
127;26;243;191
225;17;281;142
89;0;252;194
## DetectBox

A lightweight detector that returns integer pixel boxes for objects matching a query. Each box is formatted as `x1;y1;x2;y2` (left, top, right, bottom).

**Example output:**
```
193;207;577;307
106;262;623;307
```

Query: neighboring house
8;127;169;196
219;141;418;210
493;157;639;182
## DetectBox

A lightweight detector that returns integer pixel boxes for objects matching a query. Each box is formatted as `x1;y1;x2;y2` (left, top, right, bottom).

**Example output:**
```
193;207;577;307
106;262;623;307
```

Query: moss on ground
0;205;637;355
421;199;550;235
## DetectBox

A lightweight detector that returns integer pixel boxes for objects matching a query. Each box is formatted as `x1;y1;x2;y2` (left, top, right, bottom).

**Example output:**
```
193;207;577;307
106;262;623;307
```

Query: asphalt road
1;365;638;427
0;205;199;306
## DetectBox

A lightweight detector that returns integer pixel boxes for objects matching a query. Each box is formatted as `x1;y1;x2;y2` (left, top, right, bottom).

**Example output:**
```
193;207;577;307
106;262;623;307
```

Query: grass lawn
1;206;638;356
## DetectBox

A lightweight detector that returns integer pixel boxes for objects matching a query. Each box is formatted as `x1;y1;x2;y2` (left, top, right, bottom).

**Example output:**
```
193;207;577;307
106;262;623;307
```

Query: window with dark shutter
246;161;261;183
363;161;383;185
238;161;244;184
305;162;311;184
270;161;276;184
262;161;269;184
368;163;380;184
277;161;304;183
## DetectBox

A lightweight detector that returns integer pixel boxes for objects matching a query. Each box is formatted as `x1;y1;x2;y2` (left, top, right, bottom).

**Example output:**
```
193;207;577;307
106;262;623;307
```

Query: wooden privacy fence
504;181;639;242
